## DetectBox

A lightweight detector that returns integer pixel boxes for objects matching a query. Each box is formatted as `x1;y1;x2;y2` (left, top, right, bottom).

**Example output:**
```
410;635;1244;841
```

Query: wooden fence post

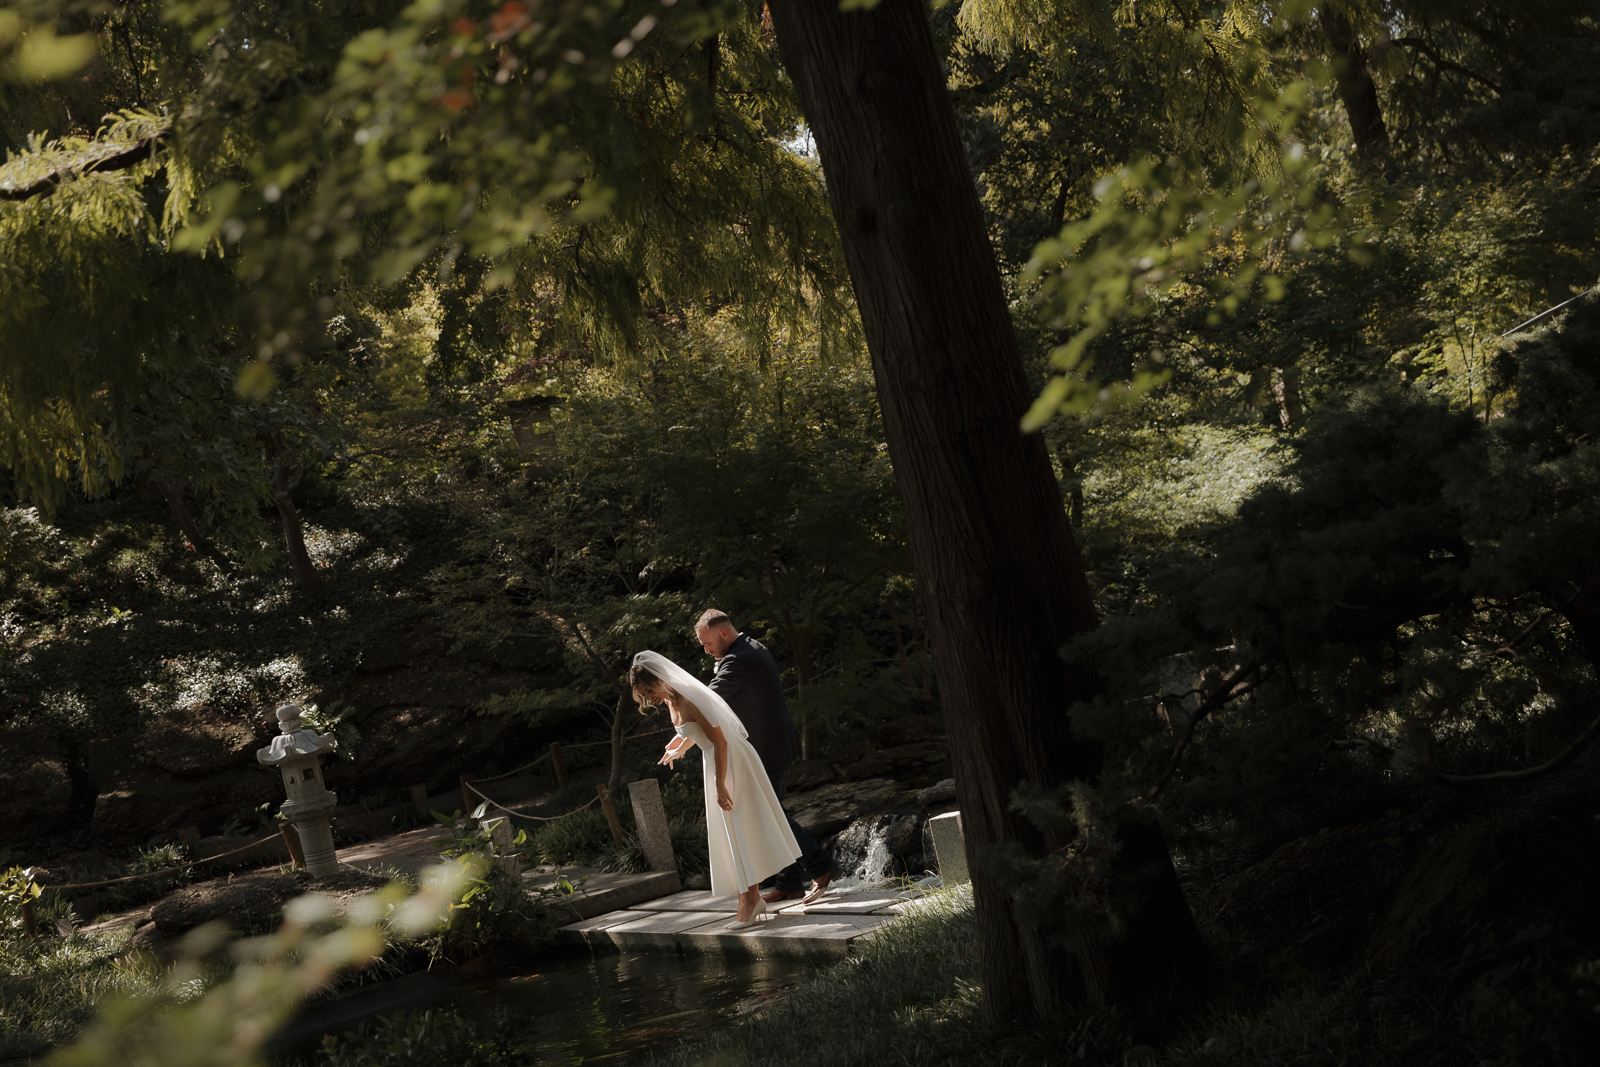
279;820;306;870
549;742;569;788
460;773;476;814
596;784;625;846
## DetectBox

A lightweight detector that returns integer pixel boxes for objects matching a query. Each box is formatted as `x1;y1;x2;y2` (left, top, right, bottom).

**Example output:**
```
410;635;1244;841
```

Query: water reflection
454;951;820;1064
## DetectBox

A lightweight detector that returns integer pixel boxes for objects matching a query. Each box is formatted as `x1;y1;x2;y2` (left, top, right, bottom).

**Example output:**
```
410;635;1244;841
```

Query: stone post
928;811;968;885
256;703;341;878
627;778;676;873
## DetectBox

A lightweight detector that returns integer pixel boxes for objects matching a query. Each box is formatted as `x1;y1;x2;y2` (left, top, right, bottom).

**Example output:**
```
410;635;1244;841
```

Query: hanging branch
1329;736;1395;758
0;129;170;202
1145;660;1262;800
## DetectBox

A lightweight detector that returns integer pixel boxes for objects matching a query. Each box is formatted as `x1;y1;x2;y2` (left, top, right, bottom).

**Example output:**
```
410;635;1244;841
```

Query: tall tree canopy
5;0;1600;1037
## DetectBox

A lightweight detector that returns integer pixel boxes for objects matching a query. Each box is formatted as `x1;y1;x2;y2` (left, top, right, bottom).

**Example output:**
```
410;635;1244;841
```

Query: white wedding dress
677;719;800;897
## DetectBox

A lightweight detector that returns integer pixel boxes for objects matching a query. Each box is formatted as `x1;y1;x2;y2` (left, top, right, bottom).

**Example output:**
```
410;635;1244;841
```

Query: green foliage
0;865;41;933
433;310;922;748
422;812;551;962
521;772;708;878
0;927;164;1063
1051;294;1600;872
1021;82;1339;428
298;702;362;761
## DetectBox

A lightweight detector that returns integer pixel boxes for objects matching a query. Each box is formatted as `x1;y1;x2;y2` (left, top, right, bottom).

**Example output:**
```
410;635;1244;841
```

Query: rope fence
36;833;295;894
15;726;678;922
473;793;604;823
467;727;673;783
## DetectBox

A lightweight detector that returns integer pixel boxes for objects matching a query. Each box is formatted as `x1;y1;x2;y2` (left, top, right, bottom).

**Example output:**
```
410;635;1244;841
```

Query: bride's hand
716;784;733;811
658;747;678;768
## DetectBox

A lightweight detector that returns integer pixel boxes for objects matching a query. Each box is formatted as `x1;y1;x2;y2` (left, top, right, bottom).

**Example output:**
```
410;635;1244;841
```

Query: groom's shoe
761;887;805;904
800;866;843;906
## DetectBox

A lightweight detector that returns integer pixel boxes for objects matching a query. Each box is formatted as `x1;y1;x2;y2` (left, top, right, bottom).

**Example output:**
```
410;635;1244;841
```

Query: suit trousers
765;768;838;892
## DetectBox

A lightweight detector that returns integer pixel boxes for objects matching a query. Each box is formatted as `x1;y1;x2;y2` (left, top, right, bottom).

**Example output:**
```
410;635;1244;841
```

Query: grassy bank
638;885;1562;1067
0;928;167;1064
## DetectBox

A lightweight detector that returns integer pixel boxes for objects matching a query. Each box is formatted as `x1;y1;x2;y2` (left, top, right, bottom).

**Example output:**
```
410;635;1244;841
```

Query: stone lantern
256;703;340;877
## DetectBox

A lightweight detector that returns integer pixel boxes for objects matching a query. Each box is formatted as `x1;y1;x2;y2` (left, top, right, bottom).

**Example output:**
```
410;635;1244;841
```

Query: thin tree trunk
153;475;234;575
609;689;627;798
765;559;819;758
269;443;321;591
765;0;1207;1023
1046;437;1086;527
888;589;921;693
1273;367;1304;429
1321;8;1391;167
909;586;933;698
786;604;817;759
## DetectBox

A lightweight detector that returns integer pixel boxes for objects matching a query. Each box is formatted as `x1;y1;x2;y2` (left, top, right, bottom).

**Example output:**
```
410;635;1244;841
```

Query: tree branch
1329;736;1394;758
1145;660;1261;800
0;130;171;202
1395;37;1502;94
1436;705;1600;785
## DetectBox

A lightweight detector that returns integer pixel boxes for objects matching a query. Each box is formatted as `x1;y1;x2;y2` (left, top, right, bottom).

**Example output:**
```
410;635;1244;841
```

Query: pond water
447;950;822;1065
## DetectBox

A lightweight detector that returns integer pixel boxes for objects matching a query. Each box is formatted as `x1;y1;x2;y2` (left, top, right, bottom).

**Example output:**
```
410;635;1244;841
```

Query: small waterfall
829;815;899;889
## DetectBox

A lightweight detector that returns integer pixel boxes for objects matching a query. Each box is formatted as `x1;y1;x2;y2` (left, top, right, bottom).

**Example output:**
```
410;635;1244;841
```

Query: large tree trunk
1321;8;1391;167
765;0;1207;1024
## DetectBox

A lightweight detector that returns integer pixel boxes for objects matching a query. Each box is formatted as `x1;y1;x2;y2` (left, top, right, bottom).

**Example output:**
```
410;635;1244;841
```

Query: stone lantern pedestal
256;703;341;878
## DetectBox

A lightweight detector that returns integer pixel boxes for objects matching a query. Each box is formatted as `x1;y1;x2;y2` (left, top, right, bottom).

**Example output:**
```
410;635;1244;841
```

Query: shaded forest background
2;0;1600;1063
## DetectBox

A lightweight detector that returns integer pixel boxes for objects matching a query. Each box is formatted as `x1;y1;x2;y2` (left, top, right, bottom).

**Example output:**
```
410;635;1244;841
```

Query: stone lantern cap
256;703;338;766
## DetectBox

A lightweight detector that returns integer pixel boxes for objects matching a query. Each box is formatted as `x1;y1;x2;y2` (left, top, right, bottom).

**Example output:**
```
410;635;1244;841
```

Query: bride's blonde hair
629;663;664;713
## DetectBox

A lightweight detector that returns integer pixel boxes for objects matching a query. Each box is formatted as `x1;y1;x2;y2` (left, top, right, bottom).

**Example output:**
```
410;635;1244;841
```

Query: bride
630;650;801;928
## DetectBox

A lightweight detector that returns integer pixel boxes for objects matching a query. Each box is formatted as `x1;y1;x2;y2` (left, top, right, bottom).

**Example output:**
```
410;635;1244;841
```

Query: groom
696;609;842;904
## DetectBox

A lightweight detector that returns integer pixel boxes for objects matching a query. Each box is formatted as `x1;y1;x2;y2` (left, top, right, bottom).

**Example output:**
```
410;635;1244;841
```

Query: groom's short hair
695;609;734;632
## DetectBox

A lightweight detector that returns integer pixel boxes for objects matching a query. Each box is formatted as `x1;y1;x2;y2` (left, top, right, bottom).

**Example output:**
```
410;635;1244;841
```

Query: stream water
445;950;822;1064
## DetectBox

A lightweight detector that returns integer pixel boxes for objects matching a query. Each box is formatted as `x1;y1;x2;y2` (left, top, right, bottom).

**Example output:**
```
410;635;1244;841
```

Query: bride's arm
677;696;733;811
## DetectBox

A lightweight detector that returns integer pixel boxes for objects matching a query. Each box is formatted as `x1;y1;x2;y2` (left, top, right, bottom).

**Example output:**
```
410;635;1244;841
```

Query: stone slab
559;906;895;959
781;889;917;916
928;811;967;884
626;890;739;913
534;869;682;922
598;908;734;951
557;909;660;949
628;778;675;874
679;912;890;960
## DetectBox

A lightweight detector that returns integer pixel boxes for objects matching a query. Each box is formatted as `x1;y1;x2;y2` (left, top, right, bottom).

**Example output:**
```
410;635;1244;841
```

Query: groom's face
697;623;735;659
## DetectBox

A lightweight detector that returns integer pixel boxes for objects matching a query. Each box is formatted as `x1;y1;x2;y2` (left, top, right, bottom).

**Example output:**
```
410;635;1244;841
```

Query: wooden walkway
558;887;922;960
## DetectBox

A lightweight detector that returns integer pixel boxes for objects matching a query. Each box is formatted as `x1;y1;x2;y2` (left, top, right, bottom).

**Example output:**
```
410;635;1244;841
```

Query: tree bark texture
609;689;628;798
1321;8;1391;167
269;447;321;591
765;0;1206;1023
1273;367;1304;429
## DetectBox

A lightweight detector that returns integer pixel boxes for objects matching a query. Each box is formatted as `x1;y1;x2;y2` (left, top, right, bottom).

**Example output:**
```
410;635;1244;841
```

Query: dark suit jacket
708;633;802;780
